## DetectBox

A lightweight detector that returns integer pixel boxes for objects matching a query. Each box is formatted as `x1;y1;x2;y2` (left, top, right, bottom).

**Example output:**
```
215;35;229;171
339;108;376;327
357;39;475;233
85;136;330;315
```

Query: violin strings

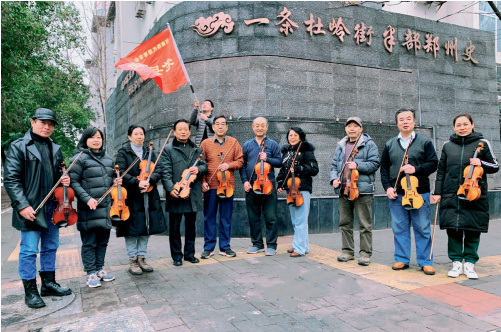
280;142;303;190
35;151;84;214
96;157;140;205
147;130;173;182
207;139;237;185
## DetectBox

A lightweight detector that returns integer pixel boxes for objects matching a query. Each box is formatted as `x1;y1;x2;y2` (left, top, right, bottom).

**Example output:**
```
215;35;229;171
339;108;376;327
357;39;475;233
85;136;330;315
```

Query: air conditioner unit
135;1;146;18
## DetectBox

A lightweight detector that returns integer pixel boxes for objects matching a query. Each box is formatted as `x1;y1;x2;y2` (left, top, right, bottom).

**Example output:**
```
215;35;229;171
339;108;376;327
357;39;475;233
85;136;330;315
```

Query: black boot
40;271;72;296
22;279;45;308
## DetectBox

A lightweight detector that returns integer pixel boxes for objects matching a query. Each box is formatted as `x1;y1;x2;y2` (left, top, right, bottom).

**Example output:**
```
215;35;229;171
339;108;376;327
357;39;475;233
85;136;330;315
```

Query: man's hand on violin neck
346;162;357;170
115;178;123;186
259;152;267;161
188;166;199;175
61;175;70;187
138;180;149;189
19;206;36;221
400;164;416;174
217;163;230;171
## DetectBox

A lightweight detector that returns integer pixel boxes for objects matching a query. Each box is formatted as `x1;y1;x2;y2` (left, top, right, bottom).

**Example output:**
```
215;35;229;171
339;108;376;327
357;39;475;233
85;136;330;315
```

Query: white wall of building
382;1;479;28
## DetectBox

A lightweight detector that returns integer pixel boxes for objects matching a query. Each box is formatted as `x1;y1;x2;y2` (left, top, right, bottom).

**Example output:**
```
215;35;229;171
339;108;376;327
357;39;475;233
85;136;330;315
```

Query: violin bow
248;139;266;184
336;132;362;182
34;151;84;214
429;202;439;261
393;136;414;193
279;142;303;190
206;139;238;185
96;157;140;206
146;130;173;182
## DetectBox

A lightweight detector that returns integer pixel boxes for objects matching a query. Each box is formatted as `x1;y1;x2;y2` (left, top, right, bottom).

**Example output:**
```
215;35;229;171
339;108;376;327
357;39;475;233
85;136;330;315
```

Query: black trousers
169;212;197;261
80;228;111;274
245;188;278;249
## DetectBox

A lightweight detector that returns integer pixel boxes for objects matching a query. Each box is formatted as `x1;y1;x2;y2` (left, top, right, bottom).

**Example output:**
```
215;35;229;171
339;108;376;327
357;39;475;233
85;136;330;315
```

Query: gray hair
253;117;268;125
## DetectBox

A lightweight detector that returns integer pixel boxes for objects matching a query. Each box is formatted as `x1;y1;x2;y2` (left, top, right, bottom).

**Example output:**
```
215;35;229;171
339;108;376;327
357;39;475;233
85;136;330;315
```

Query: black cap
31;108;58;125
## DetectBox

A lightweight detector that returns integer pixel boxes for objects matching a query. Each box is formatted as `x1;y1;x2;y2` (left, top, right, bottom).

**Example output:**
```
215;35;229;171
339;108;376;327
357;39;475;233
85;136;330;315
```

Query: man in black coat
3;109;72;309
161;119;208;266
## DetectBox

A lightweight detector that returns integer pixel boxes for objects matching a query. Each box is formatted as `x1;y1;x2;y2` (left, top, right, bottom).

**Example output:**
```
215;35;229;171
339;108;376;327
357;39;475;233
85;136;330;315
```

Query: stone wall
106;1;501;198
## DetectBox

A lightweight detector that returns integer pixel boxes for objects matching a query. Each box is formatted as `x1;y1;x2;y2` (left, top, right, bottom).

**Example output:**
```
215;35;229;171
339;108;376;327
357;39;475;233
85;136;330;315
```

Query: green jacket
160;138;207;213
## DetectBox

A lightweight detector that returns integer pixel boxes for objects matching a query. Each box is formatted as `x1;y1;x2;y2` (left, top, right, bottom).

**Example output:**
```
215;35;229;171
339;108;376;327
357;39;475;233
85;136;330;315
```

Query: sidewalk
1;208;501;331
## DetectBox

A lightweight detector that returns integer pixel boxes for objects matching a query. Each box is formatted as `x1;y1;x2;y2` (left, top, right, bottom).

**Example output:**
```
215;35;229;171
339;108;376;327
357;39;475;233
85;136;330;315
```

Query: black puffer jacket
69;148;115;231
115;143;167;237
3;130;64;231
434;132;499;233
276;141;319;193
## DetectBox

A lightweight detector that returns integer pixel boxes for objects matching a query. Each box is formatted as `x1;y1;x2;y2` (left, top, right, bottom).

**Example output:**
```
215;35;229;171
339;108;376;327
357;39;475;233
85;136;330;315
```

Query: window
479;1;500;52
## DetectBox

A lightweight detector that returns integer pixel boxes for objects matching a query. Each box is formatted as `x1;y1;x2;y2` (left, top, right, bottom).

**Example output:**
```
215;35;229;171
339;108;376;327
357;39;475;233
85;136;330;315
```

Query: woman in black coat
276;127;319;257
432;114;499;279
115;125;167;275
69;127;120;288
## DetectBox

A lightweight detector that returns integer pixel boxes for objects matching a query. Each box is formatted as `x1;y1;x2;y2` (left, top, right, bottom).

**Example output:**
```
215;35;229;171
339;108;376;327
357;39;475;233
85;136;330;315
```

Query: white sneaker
463;262;478;279
448;261;463;278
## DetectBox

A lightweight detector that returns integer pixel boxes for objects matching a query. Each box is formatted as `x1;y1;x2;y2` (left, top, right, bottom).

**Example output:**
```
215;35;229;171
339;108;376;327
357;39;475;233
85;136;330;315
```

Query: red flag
115;27;188;94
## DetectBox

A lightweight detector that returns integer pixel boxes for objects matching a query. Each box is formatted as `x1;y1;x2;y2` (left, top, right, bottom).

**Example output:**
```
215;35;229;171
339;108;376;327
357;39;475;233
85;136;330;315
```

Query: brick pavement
1;208;501;331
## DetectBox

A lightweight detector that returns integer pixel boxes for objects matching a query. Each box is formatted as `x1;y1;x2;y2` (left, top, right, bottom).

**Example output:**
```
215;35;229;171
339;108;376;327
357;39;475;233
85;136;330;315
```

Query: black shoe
173;260;183;266
22;279;46;308
184;257;200;264
39;271;72;296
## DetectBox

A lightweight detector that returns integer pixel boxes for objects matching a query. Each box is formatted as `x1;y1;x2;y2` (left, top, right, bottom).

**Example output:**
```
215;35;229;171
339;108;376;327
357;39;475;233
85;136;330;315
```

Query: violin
217;151;234;198
110;165;130;222
252;141;273;195
343;148;360;201
137;142;154;193
457;142;484;201
34;151;83;215
286;142;304;206
400;155;424;210
174;154;203;199
52;162;78;228
96;157;139;206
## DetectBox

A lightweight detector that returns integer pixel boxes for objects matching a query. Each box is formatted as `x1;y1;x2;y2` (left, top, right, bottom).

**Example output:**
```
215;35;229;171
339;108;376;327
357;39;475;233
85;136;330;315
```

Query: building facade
102;1;500;235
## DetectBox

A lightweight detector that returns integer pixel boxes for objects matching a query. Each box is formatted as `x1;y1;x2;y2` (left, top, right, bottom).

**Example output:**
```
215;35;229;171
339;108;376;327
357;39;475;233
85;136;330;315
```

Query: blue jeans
289;191;310;255
125;236;149;259
389;193;432;267
203;189;233;251
19;202;58;280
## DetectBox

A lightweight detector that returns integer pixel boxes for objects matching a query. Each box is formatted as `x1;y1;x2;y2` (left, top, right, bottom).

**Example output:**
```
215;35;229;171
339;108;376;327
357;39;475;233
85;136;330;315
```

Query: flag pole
167;23;202;114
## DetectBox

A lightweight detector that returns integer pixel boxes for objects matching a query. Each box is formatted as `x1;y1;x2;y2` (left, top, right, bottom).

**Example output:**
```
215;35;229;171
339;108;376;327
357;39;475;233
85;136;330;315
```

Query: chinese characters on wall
207;7;480;64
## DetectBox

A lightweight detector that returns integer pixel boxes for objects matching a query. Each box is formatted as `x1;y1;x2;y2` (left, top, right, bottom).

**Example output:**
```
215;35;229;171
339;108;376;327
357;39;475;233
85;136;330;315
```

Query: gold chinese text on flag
115;27;188;94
